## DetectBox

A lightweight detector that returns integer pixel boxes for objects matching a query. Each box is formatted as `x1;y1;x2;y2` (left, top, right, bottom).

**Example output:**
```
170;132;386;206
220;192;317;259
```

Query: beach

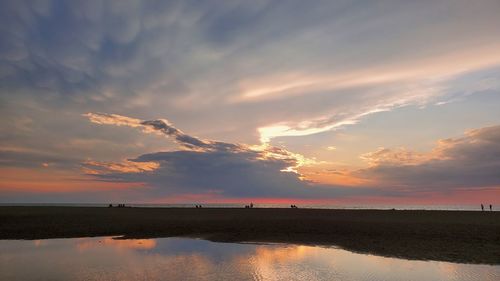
1;207;498;264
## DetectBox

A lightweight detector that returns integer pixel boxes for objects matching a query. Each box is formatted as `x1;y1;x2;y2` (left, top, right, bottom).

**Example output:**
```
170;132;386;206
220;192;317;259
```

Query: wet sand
1;207;498;264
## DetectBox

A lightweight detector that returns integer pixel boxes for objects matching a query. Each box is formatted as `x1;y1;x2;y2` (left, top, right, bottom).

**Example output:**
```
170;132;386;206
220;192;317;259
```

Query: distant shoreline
0;203;488;211
1;206;499;264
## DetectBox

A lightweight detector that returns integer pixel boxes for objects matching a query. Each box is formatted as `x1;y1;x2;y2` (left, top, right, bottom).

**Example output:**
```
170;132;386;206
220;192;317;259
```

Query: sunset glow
1;0;500;206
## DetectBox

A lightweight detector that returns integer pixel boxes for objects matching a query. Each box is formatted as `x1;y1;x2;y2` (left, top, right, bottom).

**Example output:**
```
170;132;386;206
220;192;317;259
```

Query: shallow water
0;237;498;281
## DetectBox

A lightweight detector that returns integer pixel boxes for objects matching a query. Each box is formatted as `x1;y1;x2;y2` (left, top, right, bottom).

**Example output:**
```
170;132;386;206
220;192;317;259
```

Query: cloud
82;160;159;175
85;113;143;128
86;112;245;152
254;68;500;143
360;147;429;166
0;147;80;169
1;1;500;203
355;125;500;190
84;113;376;199
2;0;500;148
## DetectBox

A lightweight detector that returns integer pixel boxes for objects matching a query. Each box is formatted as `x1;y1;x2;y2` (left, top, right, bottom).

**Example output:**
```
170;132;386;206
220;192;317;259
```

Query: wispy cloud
255;64;500;143
86;113;223;151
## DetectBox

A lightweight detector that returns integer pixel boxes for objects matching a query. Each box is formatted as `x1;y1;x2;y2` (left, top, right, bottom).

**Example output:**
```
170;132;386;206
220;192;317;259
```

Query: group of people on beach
191;203;302;209
481;204;493;211
108;204;126;208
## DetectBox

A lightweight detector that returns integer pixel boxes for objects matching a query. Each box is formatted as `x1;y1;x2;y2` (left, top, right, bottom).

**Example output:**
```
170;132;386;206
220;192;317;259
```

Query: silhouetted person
490;204;492;211
108;204;112;208
481;204;484;211
250;203;254;208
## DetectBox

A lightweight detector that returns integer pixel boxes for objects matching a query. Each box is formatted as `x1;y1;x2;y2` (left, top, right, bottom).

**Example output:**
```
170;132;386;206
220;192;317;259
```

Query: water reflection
0;237;498;281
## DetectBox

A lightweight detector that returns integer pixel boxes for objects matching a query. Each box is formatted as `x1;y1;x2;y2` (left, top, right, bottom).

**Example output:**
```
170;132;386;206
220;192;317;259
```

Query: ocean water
0;237;498;281
0;202;487;211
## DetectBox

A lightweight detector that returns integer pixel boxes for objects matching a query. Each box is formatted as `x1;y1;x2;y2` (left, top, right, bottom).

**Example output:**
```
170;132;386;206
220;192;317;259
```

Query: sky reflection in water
1;237;498;281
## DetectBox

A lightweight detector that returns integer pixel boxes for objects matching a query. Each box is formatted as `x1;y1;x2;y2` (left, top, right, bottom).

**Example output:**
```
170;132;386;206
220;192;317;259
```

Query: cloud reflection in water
0;237;498;281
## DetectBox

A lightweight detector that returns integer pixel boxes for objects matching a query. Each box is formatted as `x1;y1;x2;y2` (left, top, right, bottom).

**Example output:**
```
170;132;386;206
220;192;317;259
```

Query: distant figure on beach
250;203;254;208
481;204;484;211
490;204;492;211
290;205;298;208
108;204;112;208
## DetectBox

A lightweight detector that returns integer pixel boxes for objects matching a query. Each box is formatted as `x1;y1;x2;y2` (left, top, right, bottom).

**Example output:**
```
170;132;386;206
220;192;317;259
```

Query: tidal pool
0;237;498;281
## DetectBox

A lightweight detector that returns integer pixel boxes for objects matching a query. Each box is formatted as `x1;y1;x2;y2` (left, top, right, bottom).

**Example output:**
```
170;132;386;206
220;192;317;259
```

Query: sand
1;206;499;264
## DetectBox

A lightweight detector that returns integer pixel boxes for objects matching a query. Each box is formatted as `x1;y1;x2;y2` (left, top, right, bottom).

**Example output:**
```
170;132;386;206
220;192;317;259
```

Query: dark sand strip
1;207;499;264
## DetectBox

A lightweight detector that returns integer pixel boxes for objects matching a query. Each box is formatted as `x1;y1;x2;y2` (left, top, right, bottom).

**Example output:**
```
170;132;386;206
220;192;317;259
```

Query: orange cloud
82;160;159;175
360;147;430;166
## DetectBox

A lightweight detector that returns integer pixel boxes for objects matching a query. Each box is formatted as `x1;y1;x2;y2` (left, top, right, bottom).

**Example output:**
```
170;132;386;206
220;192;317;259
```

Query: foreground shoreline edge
1;206;499;265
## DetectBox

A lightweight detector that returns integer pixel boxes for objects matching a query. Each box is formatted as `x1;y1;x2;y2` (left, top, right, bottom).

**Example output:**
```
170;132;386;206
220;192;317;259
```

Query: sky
1;0;500;205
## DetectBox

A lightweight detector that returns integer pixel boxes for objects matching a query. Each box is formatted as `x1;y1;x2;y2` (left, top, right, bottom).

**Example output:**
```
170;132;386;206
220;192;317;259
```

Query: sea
0;203;486;211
